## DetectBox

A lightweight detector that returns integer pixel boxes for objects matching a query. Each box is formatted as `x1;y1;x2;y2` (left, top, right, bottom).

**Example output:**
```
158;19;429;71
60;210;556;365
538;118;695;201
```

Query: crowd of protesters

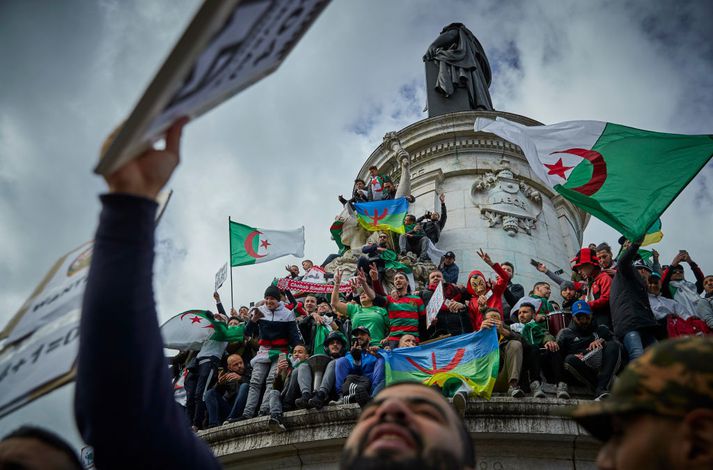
172;164;713;433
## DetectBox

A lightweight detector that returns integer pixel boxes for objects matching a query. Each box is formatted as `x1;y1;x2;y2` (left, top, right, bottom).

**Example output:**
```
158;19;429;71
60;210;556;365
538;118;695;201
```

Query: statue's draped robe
431;27;493;111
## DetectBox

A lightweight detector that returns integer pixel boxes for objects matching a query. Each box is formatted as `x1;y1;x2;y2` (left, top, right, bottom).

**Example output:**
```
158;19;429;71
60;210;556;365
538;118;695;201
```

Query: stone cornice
200;398;599;468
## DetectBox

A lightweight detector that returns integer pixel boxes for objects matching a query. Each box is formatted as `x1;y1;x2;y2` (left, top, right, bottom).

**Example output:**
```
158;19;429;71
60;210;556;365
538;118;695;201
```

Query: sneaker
530;380;546;399
352;387;371;407
224;415;249;425
308;391;327;410
330;395;351;406
594;392;611;401
295;392;313;409
508;385;525;398
452;392;467;417
268;415;287;433
556;382;570;399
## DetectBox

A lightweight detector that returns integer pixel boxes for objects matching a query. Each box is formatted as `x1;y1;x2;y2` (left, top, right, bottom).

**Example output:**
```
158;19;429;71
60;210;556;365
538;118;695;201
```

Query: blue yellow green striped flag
641;218;663;246
381;328;499;398
354;197;408;234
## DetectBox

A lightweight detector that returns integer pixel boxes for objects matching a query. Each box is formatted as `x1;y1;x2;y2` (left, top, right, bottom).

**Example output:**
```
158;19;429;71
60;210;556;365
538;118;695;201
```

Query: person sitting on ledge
511;301;568;399
557;300;622;401
479;308;525;398
399;215;430;261
332;326;385;406
416;193;447;245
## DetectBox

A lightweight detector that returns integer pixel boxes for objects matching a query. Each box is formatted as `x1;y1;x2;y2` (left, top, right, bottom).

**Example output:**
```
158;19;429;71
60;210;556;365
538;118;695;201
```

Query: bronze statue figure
423;23;493;115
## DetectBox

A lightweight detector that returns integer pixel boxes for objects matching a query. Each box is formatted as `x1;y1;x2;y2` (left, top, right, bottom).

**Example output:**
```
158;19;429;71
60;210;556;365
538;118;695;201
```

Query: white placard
215;262;228;291
0;313;80;417
95;0;331;175
426;282;444;328
3;242;93;345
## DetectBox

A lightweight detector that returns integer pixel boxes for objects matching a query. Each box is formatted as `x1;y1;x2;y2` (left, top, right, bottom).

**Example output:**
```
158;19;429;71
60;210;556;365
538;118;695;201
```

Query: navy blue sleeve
75;194;220;470
288;318;305;346
246;318;259;337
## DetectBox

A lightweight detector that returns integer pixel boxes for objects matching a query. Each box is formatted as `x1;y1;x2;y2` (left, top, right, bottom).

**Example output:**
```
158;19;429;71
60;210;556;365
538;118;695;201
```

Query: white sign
3;242;93;345
426;282;444;328
215;263;228;291
95;0;331;175
0;313;80;417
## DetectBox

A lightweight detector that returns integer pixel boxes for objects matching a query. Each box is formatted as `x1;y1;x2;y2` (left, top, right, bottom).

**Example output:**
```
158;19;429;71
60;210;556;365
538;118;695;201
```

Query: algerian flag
229;221;304;267
475;117;713;241
161;310;244;350
161;310;216;351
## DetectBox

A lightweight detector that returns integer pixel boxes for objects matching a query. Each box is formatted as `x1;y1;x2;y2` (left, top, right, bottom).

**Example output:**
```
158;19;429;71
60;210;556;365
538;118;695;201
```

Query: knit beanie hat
264;285;282;300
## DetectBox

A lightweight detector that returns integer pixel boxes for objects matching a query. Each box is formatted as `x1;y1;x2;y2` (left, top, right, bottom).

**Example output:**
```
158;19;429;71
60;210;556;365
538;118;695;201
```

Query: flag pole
228;216;234;310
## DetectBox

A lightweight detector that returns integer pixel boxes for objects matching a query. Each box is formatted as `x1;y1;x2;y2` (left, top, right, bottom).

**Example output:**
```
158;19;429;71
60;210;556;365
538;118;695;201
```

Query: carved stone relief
471;166;542;237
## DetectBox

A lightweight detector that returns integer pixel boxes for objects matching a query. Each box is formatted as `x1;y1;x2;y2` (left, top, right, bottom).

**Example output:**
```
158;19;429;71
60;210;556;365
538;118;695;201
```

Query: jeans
398;235;429;258
297;359;337;396
622;330;657;361
186;356;219;428
563;341;622;395
204;382;249;426
242;360;278;418
493;341;523;392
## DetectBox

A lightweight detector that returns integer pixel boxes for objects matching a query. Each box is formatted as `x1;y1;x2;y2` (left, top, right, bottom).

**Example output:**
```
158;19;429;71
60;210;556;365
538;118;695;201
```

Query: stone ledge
200;397;600;470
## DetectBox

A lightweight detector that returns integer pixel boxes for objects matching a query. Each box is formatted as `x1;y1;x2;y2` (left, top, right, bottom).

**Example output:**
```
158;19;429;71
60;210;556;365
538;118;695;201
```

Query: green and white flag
229;220;304;267
475;117;713;240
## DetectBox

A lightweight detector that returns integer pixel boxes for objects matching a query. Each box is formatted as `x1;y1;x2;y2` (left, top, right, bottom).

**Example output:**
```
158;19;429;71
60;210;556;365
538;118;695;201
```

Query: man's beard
340;448;464;470
339;416;465;470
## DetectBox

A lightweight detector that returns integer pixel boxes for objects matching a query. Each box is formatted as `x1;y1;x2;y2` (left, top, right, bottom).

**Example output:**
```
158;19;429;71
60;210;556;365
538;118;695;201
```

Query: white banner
0;312;80;417
95;0;331;175
3;242;93;345
426;282;444;328
215;263;228;291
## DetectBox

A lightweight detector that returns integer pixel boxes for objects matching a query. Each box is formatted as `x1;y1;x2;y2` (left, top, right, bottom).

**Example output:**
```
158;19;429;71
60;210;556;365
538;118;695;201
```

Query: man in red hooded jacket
573;247;612;328
466;249;511;330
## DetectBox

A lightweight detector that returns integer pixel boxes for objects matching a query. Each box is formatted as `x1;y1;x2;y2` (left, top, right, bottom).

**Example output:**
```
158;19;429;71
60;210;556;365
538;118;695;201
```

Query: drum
547;310;567;336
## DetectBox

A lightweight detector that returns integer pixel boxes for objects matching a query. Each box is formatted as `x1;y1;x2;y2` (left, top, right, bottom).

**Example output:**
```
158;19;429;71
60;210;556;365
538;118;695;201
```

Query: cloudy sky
1;0;712;447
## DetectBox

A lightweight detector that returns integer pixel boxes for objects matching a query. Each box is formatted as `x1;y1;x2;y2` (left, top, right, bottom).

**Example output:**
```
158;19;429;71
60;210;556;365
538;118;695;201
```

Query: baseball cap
633;260;652;273
562;336;713;441
444;251;456;258
571;300;591;316
351;326;371;337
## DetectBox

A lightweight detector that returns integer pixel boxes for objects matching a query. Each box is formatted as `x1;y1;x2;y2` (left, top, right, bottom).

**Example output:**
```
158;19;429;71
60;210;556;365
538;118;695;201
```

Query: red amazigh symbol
406;348;465;375
544;158;574;179
367;208;388;226
550;148;607;196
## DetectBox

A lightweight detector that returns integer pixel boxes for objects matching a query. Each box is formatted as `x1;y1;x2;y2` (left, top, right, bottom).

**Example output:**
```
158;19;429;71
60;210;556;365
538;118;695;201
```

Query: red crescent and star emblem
548;148;608;196
244;230;267;259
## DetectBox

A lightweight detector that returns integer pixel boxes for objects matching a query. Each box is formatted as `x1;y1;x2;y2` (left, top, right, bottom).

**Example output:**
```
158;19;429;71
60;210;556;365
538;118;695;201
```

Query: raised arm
438;193;447;229
330;270;349;315
75;119;220;469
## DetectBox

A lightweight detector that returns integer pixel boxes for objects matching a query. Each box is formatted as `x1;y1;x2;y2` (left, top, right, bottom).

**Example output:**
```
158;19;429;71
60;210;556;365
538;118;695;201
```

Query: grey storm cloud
1;0;712;444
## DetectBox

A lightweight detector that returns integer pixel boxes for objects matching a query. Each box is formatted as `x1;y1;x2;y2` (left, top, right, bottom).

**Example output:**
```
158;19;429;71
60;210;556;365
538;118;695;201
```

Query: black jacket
609;242;658;338
417;203;447;243
557;320;614;356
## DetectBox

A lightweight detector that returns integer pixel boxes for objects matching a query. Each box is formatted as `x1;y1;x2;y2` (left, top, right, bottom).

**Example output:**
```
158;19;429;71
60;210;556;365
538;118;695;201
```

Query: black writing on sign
165;0;326;109
0;326;79;383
